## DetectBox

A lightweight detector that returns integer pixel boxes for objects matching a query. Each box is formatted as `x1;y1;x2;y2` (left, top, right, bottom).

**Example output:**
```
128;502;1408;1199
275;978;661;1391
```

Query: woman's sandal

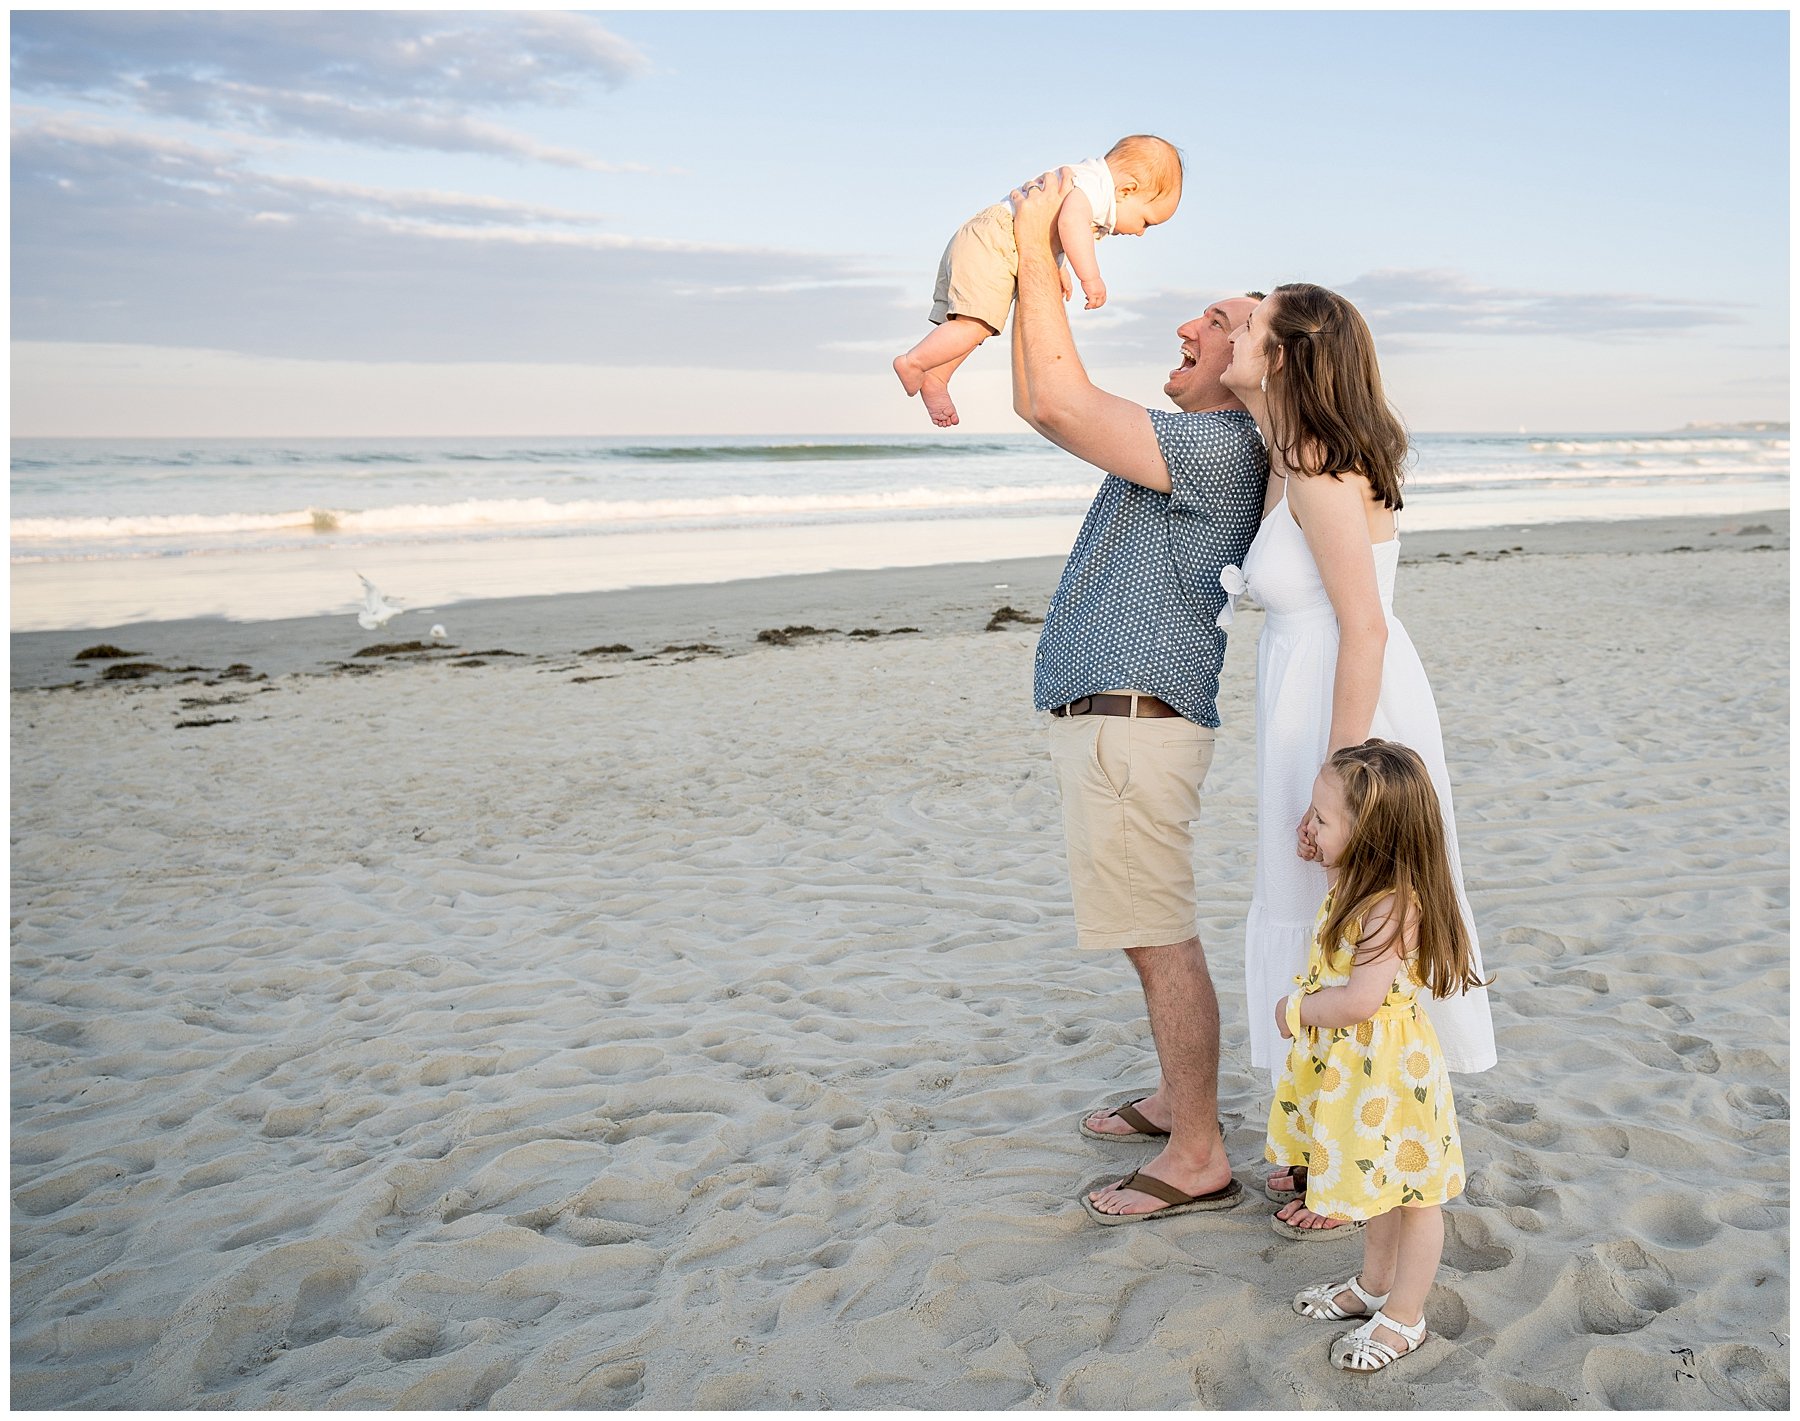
1293;1273;1388;1321
1270;1206;1366;1241
1265;1165;1307;1203
1329;1310;1431;1373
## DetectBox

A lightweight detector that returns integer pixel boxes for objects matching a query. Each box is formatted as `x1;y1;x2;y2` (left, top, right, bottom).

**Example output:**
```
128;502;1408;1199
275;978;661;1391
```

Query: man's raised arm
1010;171;1172;493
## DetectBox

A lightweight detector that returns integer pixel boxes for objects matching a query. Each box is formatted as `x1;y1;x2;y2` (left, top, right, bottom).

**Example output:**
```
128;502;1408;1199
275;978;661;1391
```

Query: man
1009;170;1267;1222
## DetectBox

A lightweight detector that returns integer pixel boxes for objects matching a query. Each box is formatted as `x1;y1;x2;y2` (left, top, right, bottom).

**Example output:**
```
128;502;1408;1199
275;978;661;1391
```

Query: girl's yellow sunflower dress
1266;893;1465;1219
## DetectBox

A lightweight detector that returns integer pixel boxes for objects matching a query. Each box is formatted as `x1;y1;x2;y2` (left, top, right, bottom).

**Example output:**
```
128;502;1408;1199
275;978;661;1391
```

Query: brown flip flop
1265;1165;1308;1203
1080;1169;1242;1225
1271;1204;1366;1241
1077;1097;1170;1143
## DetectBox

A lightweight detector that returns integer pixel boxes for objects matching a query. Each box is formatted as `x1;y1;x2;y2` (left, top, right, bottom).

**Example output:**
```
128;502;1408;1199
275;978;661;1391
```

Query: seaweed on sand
74;644;144;661
985;606;1042;632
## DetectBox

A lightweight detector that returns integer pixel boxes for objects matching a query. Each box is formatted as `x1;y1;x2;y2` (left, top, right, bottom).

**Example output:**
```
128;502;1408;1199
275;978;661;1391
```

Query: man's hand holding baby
1008;167;1073;251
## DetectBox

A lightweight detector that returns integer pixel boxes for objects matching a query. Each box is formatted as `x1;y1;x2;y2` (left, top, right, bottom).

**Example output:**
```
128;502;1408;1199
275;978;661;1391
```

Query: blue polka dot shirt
1033;408;1268;727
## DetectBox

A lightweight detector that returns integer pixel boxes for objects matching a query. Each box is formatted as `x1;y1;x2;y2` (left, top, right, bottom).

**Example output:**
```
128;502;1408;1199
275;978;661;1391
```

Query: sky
9;7;1791;437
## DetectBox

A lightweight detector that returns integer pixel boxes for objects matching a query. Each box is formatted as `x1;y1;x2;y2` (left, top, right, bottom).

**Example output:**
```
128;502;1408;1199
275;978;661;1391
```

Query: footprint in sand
13;1165;119;1217
1490;1374;1581;1409
1642;994;1696;1025
1494;925;1570;962
1467;1156;1560;1226
1711;1192;1786;1232
1691;1342;1791;1408
1562;1121;1630;1159
1580;1345;1674;1408
1544;967;1610;994
1440;1209;1514;1275
1724;1083;1788;1120
130;1240;367;1402
1619;1032;1721;1075
1474;1097;1564;1149
1406;1280;1471;1345
570;1361;646;1408
1620;1187;1721;1250
1563;1239;1683;1336
1582;1340;1786;1409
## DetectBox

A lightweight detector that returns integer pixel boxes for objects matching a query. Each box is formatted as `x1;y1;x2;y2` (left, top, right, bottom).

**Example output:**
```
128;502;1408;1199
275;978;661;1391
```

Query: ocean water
12;429;1789;562
10;429;1789;629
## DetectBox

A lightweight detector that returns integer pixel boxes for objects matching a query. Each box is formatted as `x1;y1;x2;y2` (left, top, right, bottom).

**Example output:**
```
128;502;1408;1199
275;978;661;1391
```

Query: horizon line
10;423;1789;442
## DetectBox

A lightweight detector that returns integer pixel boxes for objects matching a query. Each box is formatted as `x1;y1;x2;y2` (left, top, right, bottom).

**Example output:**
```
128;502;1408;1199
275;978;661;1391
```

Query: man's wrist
1015;238;1061;311
1017;233;1056;270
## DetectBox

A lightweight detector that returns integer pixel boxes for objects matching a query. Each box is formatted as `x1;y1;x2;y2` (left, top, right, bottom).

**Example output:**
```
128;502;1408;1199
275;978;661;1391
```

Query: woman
1218;283;1496;1239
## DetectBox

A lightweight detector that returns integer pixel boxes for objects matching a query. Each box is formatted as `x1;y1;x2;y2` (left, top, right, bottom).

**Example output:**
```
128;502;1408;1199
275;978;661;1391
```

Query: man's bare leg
1086;936;1234;1215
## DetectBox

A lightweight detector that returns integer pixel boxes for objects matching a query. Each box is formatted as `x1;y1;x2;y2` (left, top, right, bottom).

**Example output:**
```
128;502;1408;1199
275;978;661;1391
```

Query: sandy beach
11;511;1790;1409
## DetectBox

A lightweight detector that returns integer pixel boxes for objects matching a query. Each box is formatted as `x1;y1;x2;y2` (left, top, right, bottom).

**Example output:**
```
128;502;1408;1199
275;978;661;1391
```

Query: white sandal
1329;1309;1430;1373
1293;1273;1389;1321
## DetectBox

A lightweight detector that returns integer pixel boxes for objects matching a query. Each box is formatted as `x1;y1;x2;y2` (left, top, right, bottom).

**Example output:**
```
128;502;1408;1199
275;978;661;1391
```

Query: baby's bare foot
893;354;925;397
919;375;958;427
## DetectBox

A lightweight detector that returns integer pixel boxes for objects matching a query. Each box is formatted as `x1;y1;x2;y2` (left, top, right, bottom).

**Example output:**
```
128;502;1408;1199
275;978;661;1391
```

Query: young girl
1267;739;1489;1373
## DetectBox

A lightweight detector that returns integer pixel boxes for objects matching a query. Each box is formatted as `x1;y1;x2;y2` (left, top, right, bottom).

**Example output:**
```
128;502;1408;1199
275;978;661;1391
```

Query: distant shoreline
8;502;1794;640
10;422;1790;442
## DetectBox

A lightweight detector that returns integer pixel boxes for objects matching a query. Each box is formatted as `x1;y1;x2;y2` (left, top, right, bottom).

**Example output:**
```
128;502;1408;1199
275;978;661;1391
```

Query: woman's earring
1259;375;1268;393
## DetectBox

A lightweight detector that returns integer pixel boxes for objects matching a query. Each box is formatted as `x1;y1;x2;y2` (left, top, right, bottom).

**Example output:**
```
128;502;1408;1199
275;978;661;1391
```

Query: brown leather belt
1050;693;1180;719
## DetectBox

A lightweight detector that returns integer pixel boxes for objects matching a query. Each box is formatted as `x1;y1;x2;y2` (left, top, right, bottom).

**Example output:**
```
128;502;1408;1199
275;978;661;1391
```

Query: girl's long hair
1319;739;1489;998
1262;282;1409;511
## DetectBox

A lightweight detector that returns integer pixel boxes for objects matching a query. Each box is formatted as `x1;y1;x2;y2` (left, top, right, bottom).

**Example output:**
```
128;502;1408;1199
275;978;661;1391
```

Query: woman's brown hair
1261;282;1409;511
1318;739;1489;999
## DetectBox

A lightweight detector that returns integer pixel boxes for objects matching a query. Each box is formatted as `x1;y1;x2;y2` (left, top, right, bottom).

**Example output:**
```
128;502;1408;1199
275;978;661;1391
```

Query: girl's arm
1054;188;1105;309
1292;897;1409;1029
1291;470;1388;754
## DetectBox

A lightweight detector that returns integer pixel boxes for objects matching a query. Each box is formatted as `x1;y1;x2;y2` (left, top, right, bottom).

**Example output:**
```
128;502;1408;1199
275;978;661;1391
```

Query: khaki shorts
1047;704;1216;951
929;202;1017;334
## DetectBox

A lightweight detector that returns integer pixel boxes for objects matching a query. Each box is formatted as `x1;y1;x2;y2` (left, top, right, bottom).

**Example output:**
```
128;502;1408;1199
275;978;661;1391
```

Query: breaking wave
12;483;1101;544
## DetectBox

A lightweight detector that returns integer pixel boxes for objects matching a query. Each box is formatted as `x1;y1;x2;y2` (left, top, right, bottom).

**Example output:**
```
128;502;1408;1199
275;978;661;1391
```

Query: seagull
429;624;447;642
356;573;403;631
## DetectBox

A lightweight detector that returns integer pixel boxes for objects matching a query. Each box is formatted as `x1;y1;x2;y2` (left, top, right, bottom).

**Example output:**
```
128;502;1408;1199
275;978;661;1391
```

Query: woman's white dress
1230;487;1496;1077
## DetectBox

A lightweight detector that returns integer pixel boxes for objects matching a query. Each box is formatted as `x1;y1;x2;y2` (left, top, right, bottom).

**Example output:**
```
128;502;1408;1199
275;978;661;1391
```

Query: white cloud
1067;269;1749;365
251;173;614;228
10;342;957;438
141;80;651;172
1338;269;1745;341
11;116;898;371
13;115;625;233
12;11;651;169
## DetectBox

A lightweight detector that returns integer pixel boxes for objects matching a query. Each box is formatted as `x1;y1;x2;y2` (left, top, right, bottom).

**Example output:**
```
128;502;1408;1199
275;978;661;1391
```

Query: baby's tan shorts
928;202;1018;335
1047;706;1216;951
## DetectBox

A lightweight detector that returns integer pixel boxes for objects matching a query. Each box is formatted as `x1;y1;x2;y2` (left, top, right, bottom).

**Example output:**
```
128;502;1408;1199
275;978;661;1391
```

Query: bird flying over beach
356;573;402;630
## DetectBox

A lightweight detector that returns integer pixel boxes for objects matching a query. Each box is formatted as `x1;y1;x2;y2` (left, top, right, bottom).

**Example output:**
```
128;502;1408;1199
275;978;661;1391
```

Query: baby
894;134;1183;427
